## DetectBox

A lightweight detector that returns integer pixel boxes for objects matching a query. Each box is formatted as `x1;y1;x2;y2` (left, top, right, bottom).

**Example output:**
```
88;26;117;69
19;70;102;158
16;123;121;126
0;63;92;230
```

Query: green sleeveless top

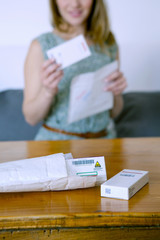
35;32;118;140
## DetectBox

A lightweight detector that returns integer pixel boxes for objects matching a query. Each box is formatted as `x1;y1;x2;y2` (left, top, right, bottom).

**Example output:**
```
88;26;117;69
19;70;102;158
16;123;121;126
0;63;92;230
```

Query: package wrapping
0;153;106;192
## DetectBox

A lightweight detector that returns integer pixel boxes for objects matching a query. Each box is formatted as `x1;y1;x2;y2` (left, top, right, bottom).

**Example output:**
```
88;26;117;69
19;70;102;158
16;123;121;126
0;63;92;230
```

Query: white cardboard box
101;169;149;200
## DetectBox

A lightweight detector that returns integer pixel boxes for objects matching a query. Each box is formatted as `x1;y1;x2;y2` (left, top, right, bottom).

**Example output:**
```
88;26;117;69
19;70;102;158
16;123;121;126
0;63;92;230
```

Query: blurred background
0;0;159;92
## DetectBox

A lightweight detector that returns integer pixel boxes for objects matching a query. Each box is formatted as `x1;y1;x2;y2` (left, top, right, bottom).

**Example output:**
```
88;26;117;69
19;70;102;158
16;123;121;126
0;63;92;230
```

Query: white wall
0;0;159;92
108;0;160;92
0;0;51;91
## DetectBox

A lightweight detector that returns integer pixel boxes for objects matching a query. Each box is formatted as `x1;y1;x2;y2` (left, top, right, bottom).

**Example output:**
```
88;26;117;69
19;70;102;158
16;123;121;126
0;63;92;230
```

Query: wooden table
0;138;160;240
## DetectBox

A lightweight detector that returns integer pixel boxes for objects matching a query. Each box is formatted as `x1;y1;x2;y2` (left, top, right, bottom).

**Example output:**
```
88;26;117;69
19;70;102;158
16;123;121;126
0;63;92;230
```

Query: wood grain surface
0;138;160;239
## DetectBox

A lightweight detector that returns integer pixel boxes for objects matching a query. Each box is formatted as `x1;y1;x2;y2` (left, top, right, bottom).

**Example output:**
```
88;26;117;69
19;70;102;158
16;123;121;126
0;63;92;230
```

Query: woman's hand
23;40;64;125
104;70;127;96
41;58;64;97
104;70;127;118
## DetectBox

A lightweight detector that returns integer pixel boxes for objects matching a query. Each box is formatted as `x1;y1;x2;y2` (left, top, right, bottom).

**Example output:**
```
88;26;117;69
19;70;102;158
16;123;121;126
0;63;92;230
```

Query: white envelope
68;60;118;123
47;35;91;69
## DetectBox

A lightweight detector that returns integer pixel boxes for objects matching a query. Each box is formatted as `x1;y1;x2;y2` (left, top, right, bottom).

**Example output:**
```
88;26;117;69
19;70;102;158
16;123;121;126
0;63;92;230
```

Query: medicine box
101;169;149;200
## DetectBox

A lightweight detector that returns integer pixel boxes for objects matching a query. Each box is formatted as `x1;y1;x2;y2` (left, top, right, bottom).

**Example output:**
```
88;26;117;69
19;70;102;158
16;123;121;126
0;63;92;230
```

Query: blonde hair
49;0;116;48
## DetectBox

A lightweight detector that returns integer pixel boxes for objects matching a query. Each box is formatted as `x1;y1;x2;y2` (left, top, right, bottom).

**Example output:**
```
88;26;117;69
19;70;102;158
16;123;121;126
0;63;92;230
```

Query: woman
23;0;127;140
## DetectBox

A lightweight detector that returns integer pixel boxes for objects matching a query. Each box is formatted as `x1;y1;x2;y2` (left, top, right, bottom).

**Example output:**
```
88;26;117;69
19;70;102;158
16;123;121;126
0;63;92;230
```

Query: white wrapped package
0;153;107;192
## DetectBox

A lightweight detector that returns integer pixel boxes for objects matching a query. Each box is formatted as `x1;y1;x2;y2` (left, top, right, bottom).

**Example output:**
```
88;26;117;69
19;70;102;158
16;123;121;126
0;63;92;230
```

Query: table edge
0;212;160;230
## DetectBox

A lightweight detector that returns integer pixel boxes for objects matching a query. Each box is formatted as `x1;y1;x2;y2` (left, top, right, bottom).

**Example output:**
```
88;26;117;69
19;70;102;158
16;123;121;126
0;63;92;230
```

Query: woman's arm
104;69;127;118
104;57;127;118
110;93;124;118
23;40;63;125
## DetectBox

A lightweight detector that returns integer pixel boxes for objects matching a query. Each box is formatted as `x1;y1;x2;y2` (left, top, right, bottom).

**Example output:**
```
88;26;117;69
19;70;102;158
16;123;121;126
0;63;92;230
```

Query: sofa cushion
1;90;160;140
115;92;160;137
0;90;41;141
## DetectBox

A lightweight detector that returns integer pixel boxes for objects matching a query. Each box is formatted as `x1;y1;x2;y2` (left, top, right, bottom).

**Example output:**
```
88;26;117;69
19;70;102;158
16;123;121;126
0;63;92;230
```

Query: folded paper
68;60;118;123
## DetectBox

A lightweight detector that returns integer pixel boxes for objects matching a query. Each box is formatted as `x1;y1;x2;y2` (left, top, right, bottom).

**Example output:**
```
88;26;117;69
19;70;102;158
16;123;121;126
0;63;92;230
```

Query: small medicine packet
66;156;107;185
101;169;149;200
